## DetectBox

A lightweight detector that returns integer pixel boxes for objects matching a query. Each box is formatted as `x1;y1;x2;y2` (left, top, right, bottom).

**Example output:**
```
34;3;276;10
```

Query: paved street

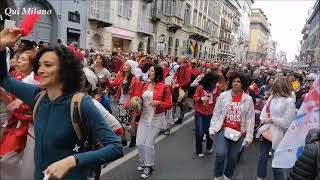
100;110;273;180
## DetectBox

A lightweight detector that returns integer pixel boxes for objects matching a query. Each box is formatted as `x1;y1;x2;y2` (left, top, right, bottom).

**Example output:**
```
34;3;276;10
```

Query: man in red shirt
112;52;124;73
172;56;191;124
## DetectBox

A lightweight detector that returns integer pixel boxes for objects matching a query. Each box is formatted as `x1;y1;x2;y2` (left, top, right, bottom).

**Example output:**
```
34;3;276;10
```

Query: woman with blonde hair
256;76;296;180
0;48;37;164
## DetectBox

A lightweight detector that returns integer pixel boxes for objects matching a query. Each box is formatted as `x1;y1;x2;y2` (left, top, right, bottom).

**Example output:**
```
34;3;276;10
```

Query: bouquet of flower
129;96;142;111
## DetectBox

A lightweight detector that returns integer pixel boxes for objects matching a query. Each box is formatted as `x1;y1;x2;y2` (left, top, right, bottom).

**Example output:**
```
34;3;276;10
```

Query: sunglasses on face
306;80;314;82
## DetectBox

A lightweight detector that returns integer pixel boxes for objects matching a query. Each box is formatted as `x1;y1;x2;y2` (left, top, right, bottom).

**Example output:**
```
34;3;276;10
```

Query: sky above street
252;0;316;62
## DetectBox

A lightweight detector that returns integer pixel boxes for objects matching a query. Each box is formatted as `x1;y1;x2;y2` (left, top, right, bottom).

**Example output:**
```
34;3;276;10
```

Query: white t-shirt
92;99;121;130
140;90;155;123
95;67;111;80
139;90;165;123
22;72;40;86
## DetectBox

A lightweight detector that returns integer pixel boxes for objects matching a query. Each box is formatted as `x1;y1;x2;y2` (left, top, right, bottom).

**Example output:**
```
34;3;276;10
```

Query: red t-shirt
223;93;242;131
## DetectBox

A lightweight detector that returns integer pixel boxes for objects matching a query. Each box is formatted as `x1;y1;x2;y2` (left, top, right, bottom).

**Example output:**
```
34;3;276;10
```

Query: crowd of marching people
0;28;319;180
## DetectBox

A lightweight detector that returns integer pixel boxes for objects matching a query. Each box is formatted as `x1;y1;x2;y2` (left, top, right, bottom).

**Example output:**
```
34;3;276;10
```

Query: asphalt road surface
100;110;273;180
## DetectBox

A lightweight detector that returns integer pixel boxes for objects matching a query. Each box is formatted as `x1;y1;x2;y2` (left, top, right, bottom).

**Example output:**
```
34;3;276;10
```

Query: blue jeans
214;129;244;178
257;138;286;180
195;113;213;154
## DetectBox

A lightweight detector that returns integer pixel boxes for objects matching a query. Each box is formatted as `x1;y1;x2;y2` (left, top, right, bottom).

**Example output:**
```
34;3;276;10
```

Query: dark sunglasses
306;80;314;82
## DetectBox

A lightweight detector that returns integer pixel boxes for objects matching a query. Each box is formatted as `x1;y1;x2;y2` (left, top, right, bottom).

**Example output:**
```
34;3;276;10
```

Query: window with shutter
169;37;173;47
166;0;172;15
118;0;123;16
124;0;128;17
128;0;132;18
161;0;166;13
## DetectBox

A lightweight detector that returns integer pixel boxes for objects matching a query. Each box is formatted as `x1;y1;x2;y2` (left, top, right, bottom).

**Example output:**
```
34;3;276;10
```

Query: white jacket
256;96;296;150
209;90;255;142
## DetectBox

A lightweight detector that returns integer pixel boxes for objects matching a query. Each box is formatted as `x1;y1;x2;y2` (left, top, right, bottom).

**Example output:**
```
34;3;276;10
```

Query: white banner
272;77;320;168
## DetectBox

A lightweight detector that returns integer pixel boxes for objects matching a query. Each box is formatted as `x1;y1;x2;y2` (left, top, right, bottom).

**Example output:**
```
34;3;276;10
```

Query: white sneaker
223;175;231;180
198;153;204;158
137;164;145;171
141;166;153;178
207;148;214;153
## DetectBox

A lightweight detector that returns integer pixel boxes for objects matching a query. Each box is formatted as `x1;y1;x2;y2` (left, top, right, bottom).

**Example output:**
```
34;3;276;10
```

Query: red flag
19;13;40;36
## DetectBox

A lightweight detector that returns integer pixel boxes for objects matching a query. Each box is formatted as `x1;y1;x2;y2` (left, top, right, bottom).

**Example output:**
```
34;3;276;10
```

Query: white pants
136;119;162;166
163;108;174;129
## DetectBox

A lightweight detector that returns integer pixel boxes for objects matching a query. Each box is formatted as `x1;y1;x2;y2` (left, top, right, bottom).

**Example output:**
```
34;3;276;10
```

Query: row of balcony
88;0;153;27
88;1;214;39
217;50;236;57
137;18;153;35
189;25;210;41
219;34;234;43
87;0;113;27
233;17;240;26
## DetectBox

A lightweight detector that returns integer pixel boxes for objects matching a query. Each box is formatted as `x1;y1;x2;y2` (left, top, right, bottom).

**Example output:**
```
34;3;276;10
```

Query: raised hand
0;28;22;49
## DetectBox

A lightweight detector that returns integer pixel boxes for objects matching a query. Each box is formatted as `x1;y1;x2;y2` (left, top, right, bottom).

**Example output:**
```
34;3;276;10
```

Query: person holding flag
271;76;319;176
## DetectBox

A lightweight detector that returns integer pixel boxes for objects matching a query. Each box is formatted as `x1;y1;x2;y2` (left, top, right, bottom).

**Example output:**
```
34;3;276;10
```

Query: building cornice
307;0;319;23
250;21;270;33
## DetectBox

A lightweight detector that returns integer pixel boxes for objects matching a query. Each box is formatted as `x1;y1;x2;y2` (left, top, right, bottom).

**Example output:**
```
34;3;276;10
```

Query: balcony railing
150;8;162;22
234;19;240;26
142;0;153;3
138;16;153;35
211;36;219;44
88;0;113;27
190;25;210;40
167;16;183;32
168;16;183;27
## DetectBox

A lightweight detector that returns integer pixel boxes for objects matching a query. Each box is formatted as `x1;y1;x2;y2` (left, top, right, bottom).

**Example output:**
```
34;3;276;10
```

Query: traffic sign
156;43;166;51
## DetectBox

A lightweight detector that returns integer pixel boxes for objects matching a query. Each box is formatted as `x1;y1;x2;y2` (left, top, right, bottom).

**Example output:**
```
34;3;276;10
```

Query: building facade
0;0;87;47
86;0;153;53
234;0;254;63
216;0;239;61
86;0;223;58
150;0;222;59
247;8;270;62
277;50;287;64
300;0;320;68
267;39;277;60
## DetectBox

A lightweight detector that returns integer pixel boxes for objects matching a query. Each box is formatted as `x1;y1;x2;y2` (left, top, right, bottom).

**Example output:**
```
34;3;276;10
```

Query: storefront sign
112;29;132;39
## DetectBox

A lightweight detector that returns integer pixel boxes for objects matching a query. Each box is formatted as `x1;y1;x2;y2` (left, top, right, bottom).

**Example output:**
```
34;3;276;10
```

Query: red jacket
163;67;169;80
106;73;142;106
0;71;32;156
173;63;191;89
191;67;201;77
113;57;124;73
193;85;221;116
142;82;172;114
